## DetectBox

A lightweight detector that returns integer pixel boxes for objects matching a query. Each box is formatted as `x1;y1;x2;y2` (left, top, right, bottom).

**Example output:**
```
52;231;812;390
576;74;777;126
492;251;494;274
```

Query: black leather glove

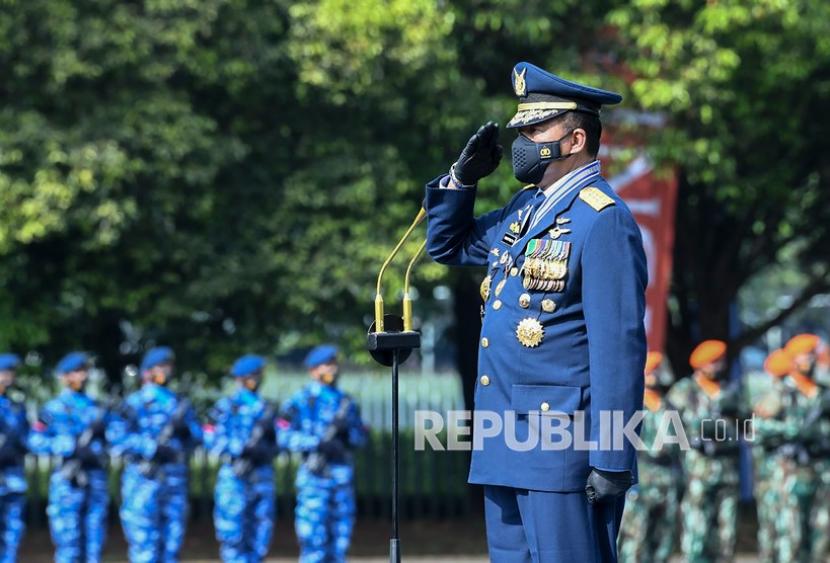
74;445;100;464
453;122;503;185
585;468;632;505
153;444;178;464
318;437;346;459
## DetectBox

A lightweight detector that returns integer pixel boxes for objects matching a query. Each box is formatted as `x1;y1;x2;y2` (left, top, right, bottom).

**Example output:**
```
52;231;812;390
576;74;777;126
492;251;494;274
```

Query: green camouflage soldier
773;334;830;563
750;349;793;563
668;340;744;563
618;351;681;563
805;340;830;561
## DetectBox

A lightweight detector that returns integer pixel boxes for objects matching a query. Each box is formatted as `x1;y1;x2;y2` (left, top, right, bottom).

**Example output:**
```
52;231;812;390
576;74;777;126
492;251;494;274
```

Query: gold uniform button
510;267;519;276
481;337;489;348
540;401;550;412
519;293;531;308
493;300;502;310
480;375;490;386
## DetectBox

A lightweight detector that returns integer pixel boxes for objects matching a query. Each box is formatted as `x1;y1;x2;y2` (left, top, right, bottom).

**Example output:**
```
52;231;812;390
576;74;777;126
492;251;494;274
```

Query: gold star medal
516;318;544;348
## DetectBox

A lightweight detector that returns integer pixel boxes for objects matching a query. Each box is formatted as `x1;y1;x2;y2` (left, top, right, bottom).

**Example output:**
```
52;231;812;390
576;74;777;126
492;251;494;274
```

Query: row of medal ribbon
523;239;571;292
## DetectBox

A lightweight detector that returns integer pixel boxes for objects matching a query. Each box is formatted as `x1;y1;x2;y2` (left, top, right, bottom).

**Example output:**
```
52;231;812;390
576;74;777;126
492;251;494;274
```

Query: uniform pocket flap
511;384;582;415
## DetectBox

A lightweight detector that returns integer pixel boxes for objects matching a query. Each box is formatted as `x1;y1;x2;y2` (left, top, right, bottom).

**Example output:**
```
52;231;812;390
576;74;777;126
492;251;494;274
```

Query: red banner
605;155;678;353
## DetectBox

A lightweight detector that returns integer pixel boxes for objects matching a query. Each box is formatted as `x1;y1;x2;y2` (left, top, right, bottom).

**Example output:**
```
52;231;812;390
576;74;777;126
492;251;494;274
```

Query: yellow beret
785;334;820;356
689;340;727;369
644;351;663;376
764;349;792;378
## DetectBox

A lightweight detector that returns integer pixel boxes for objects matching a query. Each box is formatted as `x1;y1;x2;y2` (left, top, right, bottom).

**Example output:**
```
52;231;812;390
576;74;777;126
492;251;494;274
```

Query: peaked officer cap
506;62;622;128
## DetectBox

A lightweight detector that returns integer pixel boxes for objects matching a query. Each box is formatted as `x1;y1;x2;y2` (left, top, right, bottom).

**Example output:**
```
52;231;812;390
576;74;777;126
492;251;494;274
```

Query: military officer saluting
425;62;647;562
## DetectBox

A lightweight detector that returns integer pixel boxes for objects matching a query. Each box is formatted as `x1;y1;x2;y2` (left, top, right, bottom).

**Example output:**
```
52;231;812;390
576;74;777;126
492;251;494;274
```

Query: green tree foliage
0;0;827;382
609;0;830;369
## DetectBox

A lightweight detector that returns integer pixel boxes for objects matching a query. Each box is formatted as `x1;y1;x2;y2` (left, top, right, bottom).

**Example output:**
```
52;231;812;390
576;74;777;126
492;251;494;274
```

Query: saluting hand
453;121;503;186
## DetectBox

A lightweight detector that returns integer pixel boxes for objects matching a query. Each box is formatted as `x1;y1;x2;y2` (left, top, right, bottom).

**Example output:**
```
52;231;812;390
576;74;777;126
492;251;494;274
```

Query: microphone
373;207;426;333
403;239;426;332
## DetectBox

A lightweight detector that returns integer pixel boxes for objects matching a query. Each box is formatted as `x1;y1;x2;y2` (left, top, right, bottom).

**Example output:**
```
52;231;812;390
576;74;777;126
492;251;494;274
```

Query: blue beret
56;351;89;375
0;353;21;371
141;346;174;372
506;62;622;128
304;345;339;369
230;354;266;377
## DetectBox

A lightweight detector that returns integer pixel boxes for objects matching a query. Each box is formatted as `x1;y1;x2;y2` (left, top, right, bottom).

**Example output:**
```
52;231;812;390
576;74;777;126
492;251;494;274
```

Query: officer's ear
569;128;587;156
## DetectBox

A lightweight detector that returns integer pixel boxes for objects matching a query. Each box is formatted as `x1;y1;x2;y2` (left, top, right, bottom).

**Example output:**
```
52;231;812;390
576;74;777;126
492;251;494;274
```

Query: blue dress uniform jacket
0;394;28;563
29;390;112;563
110;383;203;563
425;167;647;493
279;382;368;563
206;388;278;563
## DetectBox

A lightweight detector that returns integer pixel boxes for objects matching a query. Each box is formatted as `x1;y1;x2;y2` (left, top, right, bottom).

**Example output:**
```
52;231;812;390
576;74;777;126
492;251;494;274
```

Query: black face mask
511;130;573;185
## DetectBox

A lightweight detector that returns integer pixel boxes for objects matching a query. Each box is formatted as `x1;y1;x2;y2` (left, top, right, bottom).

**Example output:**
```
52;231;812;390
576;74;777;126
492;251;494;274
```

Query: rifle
59;399;120;488
0;404;25;487
231;402;277;478
137;396;192;477
306;396;352;476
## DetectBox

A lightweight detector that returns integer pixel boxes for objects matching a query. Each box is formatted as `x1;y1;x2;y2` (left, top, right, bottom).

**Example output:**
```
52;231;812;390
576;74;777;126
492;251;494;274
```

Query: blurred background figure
279;345;367;563
668;340;741;563
771;334;829;563
617;351;681;563
750;348;793;563
29;351;111;563
0;353;27;563
111;346;202;563
206;354;278;563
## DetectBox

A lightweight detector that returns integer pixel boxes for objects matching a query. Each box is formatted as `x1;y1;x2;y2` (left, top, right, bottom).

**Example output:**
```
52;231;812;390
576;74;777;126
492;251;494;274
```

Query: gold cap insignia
513;67;527;97
516;318;544;348
579;187;615;212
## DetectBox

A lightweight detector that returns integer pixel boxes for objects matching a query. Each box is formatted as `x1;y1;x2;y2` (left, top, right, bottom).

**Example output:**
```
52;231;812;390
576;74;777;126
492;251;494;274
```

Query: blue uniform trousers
0;491;25;563
294;464;356;563
47;469;109;563
484;485;625;563
120;463;189;563
214;464;275;563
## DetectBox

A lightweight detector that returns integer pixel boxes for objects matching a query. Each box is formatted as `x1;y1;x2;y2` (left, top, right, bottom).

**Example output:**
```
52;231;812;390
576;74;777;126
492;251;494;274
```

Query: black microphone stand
368;314;420;563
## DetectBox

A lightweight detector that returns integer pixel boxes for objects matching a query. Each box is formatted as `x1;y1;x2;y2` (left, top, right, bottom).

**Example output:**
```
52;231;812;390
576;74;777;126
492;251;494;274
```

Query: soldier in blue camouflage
29;351;112;563
668;340;745;563
205;354;278;563
0;353;28;563
617;352;681;563
279;345;368;563
110;346;203;563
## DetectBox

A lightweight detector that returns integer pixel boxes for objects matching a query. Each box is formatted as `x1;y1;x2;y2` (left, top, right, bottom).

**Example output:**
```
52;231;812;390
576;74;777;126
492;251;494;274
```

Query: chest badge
480;275;491;302
516;318;544;348
548;226;572;240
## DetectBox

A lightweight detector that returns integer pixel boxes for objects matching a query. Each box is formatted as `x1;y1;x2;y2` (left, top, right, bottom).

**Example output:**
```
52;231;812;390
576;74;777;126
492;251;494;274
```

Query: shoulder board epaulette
579;187;615;212
521;184;536;191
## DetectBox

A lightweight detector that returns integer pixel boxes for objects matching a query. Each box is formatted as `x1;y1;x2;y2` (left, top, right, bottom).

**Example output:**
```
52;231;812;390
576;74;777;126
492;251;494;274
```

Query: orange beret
764;349;792;378
689;339;727;369
785;334;820;356
644;351;663;375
